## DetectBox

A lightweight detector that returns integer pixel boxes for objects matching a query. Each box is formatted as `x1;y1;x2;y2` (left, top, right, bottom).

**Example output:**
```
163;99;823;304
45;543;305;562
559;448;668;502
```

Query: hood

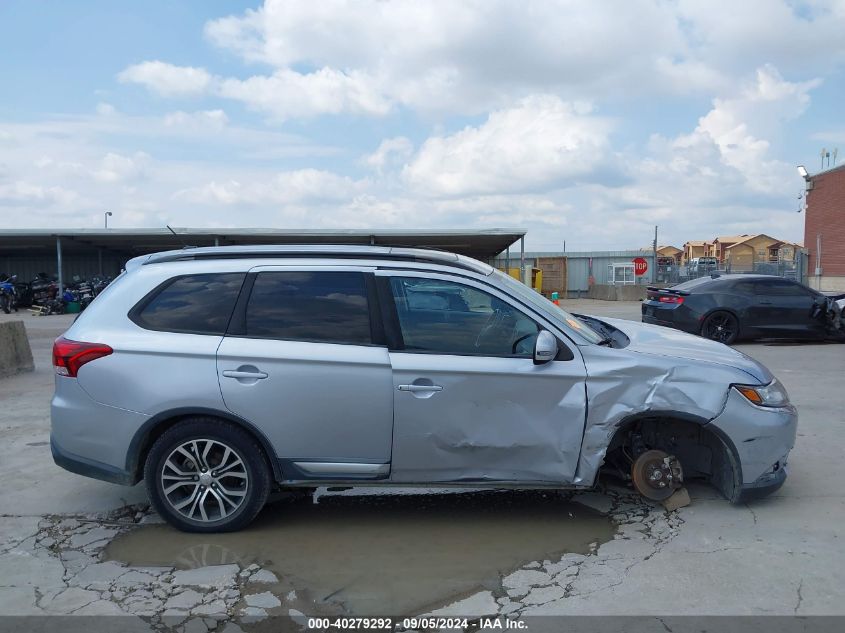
594;316;773;384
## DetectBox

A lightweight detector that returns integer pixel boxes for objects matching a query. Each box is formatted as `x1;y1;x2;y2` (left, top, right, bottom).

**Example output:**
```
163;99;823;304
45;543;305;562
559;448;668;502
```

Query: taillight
658;295;684;304
52;337;113;377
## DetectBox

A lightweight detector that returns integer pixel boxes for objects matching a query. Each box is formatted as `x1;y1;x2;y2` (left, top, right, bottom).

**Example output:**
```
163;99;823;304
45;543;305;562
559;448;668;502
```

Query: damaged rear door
378;272;588;484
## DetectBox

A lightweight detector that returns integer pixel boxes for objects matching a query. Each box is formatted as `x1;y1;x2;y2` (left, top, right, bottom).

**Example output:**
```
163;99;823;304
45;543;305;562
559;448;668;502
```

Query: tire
0;295;9;314
144;417;272;533
701;310;739;344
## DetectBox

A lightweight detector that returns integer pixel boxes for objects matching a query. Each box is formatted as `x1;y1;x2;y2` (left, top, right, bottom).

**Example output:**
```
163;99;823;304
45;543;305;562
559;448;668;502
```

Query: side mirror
533;330;558;365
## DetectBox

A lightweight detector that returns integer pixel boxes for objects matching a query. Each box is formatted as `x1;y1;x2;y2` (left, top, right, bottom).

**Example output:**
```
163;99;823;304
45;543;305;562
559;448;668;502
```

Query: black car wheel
144;417;272;533
701;311;739;344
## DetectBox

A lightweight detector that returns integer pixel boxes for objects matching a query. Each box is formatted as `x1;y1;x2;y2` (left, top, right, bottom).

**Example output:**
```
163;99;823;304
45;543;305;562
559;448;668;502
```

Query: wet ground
105;491;615;616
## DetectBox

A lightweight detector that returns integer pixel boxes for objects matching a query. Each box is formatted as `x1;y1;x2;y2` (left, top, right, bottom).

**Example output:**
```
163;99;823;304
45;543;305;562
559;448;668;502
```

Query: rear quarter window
130;273;246;335
671;277;715;291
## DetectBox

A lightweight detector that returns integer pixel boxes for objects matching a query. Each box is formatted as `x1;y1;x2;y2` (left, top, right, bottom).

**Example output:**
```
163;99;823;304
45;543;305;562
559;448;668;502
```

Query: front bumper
739;465;787;501
708;388;798;495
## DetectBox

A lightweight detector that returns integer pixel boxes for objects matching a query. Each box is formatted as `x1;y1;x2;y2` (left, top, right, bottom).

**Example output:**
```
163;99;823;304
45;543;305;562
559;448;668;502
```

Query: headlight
734;379;790;408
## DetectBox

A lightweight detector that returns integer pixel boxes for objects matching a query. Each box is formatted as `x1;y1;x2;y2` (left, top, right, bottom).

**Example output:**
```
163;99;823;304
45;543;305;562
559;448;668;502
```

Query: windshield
489;269;605;344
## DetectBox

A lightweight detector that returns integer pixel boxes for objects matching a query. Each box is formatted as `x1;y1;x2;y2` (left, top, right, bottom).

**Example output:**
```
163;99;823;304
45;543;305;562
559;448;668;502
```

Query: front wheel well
128;409;281;484
603;415;742;503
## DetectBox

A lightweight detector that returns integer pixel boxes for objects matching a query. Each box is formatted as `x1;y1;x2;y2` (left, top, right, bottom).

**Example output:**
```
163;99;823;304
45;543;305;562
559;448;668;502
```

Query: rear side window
131;273;245;334
755;280;812;296
244;271;371;344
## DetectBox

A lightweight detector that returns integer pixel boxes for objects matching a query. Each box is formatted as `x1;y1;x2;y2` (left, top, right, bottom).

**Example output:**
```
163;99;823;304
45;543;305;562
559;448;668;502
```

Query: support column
505;247;510;275
56;237;63;297
520;236;526;284
214;237;220;247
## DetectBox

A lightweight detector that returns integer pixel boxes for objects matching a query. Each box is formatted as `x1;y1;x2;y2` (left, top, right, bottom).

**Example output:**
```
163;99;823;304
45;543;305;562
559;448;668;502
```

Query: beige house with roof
709;235;751;262
722;234;798;270
682;240;711;263
643;245;684;263
681;234;801;269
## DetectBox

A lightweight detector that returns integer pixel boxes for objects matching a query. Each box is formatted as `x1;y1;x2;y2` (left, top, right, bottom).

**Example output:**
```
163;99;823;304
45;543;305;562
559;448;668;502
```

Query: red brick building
803;164;845;291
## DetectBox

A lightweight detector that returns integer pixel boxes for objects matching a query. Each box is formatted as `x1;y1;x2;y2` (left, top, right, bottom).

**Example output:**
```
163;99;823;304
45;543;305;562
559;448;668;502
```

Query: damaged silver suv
51;246;796;532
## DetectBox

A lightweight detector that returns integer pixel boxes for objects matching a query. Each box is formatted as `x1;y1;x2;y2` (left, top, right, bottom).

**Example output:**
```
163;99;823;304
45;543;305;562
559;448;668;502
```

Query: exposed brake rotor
631;449;683;501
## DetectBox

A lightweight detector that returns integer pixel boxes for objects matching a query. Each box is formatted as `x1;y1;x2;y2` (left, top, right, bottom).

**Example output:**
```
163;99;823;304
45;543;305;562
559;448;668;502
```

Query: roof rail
140;244;493;275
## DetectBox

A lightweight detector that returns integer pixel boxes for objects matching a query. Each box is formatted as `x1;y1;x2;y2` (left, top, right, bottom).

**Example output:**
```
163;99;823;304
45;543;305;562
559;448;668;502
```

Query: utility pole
652;226;658;284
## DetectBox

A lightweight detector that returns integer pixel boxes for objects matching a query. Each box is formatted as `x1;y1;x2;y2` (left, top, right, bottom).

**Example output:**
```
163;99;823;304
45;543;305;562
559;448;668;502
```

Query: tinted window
245;272;371;344
390;277;539;356
755;280;811;297
732;280;757;294
134;273;245;334
672;277;715;291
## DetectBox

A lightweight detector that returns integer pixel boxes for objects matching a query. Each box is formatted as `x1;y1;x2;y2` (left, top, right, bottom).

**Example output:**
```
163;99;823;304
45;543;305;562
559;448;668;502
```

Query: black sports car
641;274;845;344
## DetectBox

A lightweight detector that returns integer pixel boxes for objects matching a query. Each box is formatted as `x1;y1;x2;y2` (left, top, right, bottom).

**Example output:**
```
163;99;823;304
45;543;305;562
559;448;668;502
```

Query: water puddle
106;490;616;616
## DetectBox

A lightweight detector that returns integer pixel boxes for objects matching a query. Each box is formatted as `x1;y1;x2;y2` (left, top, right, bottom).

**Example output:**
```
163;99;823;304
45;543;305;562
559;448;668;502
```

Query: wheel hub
631;449;684;501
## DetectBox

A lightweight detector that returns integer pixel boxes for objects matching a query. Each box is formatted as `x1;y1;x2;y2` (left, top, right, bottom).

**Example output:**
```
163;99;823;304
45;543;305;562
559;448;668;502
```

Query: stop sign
633;257;648;276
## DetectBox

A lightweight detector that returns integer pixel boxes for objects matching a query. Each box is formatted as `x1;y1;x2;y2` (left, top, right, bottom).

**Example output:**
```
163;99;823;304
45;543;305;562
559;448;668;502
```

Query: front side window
132;273;245;334
389;277;539;356
245;271;371;344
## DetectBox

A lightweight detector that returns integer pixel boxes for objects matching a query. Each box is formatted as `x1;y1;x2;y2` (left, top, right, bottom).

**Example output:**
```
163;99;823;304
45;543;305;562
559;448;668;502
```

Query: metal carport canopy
0;228;527;294
0;228;525;260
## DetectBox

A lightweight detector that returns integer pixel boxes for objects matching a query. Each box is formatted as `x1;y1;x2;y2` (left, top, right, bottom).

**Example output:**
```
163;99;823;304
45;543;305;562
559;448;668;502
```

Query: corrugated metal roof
0;228;526;260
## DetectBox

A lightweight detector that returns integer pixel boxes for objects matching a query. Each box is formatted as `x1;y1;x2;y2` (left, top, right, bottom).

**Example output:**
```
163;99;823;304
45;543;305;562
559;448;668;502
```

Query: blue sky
2;0;844;250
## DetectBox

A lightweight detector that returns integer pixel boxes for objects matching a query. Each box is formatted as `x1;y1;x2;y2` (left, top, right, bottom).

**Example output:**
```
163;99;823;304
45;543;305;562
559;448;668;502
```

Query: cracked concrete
1;304;844;626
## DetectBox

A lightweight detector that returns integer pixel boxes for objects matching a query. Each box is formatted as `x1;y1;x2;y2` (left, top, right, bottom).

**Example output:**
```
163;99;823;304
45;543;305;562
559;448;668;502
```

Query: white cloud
91;152;150;183
194;0;845;118
163;109;229;129
217;68;390;120
172;169;365;205
669;65;819;195
0;181;81;207
118;61;213;97
363;137;414;173
403;96;613;196
95;102;117;116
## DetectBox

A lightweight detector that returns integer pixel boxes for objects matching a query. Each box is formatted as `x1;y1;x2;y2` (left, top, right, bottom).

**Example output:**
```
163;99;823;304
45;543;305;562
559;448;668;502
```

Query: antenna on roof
165;225;194;250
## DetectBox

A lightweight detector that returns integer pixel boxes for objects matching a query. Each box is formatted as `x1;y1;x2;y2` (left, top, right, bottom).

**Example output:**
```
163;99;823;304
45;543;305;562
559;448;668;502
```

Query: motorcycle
68;276;96;310
91;274;113;296
0;274;18;314
28;273;64;315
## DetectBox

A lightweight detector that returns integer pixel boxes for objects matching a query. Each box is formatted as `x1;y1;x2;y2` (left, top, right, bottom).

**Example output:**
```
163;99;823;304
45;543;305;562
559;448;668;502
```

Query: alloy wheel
703;312;738;344
160;438;249;523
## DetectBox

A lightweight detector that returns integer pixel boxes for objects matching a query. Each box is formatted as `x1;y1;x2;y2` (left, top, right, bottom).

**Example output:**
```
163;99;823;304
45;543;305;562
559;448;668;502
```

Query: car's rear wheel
144;417;272;533
701;311;739;344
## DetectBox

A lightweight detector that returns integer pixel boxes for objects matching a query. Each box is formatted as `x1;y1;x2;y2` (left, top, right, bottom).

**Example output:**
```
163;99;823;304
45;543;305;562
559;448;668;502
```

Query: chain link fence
656;250;808;286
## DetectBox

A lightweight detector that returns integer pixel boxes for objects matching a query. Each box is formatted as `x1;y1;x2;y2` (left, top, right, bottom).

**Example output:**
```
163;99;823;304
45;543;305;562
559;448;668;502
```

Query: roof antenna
166;225;194;250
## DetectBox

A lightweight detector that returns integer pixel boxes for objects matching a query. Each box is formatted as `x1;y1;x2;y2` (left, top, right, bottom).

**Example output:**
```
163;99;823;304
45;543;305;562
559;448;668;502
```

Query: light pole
104;211;113;228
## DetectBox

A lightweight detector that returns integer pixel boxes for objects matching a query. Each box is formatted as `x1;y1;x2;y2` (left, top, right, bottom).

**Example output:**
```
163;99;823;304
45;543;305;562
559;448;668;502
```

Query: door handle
398;384;443;392
222;370;268;380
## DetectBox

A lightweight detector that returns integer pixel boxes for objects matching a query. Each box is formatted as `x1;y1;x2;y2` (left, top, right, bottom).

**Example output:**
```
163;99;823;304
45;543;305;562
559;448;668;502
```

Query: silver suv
51;245;797;532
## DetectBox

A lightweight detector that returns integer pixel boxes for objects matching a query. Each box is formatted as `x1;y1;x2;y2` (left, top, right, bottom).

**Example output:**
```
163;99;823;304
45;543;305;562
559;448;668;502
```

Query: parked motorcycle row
0;272;113;315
